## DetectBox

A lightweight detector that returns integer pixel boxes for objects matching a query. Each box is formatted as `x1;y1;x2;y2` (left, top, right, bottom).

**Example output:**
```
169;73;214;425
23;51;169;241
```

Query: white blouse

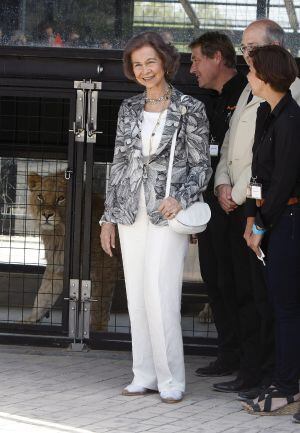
139;110;167;208
141;110;167;157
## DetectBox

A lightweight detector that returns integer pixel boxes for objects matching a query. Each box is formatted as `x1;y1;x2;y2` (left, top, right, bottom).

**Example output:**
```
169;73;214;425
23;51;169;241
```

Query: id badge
210;144;219;157
246;180;262;199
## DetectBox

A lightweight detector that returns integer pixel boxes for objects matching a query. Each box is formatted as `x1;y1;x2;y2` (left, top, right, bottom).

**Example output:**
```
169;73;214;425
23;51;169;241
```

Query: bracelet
252;223;267;235
99;220;115;227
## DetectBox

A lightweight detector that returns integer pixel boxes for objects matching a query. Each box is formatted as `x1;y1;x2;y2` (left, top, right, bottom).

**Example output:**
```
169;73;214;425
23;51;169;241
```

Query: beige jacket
214;78;300;205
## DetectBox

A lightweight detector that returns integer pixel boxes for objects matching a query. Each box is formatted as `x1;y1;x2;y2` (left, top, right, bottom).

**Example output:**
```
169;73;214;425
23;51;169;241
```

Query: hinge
70;79;103;143
78;280;98;340
74;79;102;90
64;279;80;340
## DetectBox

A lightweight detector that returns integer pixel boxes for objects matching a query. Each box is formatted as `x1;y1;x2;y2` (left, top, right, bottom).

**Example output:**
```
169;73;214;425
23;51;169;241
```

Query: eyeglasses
239;44;265;54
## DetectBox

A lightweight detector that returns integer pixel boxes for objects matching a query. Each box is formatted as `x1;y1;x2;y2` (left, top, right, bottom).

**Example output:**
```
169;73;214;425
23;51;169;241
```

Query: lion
25;171;119;331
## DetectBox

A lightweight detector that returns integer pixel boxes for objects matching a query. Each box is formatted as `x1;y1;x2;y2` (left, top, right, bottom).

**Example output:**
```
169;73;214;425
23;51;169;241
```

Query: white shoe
160;390;183;403
122;384;156;396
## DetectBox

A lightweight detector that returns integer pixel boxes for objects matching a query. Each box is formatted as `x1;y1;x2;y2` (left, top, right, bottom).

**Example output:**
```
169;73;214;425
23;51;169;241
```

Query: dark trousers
267;204;300;395
248;246;275;385
198;193;240;366
228;205;261;383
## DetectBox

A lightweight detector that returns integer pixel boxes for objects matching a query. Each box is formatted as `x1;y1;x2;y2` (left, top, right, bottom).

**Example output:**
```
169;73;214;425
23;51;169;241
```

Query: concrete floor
0;345;298;433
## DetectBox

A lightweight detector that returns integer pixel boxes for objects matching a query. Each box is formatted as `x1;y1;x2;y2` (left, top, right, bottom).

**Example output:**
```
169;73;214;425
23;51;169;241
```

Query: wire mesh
1;1;300;53
0;96;69;157
0;158;68;326
0;94;70;328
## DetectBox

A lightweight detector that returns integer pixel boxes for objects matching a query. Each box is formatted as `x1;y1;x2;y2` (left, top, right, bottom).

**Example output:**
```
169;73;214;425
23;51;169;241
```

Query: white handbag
166;116;211;235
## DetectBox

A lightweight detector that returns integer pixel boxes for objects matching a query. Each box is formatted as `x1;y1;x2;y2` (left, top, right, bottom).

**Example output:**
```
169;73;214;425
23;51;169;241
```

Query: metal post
20;0;26;32
284;0;299;33
179;0;200;35
256;0;268;19
66;79;103;351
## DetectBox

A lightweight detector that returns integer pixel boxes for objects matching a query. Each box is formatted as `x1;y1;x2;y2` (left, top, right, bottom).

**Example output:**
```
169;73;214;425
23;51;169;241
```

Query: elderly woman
244;45;300;414
100;31;211;403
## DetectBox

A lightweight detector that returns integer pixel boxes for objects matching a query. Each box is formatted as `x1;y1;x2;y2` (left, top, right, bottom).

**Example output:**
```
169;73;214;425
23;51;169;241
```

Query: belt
256;197;300;207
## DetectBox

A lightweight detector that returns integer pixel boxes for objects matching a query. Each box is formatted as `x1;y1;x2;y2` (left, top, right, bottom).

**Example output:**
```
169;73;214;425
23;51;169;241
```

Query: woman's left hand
158;197;182;219
244;217;255;245
248;232;263;256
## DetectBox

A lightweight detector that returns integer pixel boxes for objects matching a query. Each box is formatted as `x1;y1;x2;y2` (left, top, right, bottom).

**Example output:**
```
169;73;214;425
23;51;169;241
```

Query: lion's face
28;172;67;232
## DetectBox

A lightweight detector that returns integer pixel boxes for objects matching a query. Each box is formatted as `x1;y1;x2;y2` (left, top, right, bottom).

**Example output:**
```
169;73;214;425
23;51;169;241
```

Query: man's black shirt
204;71;248;192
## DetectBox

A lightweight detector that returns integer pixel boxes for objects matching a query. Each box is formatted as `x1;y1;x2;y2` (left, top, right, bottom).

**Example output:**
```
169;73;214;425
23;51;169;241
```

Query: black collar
221;71;245;96
271;90;293;118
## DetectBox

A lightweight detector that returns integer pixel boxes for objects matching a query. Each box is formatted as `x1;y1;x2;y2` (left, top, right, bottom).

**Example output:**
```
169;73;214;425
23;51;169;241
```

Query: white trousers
118;201;188;392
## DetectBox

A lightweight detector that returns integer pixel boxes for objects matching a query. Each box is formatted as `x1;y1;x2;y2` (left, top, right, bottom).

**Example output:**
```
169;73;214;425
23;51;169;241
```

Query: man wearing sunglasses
214;19;300;400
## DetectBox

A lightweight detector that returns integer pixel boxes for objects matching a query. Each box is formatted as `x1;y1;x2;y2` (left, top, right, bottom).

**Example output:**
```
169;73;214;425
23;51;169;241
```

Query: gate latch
78;280;98;340
64;168;73;180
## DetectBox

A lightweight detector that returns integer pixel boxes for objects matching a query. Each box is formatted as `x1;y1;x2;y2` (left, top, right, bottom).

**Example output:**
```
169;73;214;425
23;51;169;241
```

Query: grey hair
256;19;285;46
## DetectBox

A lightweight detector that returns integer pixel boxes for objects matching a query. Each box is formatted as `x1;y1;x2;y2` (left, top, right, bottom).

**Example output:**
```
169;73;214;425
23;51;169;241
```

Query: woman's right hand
100;223;115;257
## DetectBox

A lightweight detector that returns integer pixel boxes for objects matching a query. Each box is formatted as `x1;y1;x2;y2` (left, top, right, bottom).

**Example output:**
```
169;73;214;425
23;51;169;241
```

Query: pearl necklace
145;86;172;105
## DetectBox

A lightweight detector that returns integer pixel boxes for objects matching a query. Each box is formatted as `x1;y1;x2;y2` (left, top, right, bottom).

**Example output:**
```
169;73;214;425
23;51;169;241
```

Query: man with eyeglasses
214;19;300;399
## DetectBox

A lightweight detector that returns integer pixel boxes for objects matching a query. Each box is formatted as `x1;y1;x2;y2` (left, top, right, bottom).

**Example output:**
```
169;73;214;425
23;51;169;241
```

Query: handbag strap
165;95;184;198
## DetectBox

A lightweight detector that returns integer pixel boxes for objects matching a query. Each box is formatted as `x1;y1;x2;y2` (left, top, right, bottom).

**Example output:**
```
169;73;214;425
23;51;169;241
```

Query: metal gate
0;84;76;339
0;73;216;353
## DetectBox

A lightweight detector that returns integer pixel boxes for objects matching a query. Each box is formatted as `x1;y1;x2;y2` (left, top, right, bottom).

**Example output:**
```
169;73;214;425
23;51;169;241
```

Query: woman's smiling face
131;45;166;91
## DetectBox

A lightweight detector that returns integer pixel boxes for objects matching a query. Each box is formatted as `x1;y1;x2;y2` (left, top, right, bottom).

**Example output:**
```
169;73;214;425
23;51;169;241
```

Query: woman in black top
244;45;300;414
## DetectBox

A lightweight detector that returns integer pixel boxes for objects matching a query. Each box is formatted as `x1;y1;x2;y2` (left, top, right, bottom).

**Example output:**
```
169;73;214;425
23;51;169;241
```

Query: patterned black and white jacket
101;86;211;226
